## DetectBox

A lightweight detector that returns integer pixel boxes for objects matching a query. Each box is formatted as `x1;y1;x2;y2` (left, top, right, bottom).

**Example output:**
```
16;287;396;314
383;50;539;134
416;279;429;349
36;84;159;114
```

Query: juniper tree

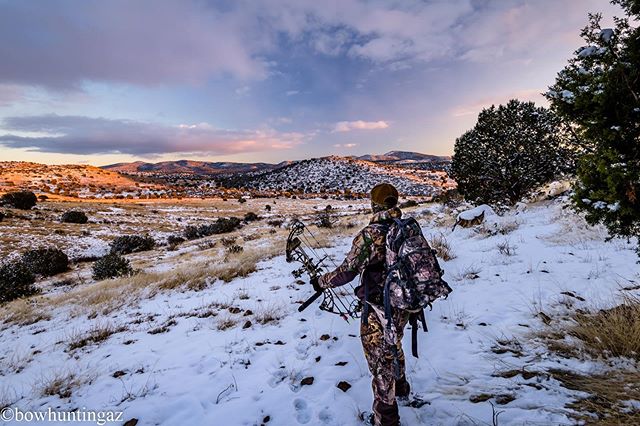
452;100;572;205
546;0;640;253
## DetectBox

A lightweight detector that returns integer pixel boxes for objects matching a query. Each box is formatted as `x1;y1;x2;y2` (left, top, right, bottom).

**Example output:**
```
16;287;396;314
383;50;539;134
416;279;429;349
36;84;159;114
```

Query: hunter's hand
310;276;322;292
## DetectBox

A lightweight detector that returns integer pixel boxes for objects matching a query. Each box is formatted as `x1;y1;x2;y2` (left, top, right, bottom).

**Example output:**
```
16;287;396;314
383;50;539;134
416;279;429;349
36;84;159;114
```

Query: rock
301;377;314;386
320;334;330;341
469;393;493;403
228;307;242;314
337;381;351;392
244;310;253;316
242;321;252;329
335;361;348;366
262;415;271;423
112;370;126;378
495;394;516;405
315;356;321;362
123;419;138;426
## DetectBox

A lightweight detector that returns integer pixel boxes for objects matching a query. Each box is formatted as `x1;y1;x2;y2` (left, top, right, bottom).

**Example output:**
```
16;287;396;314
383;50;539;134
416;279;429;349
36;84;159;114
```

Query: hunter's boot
395;377;411;399
373;400;400;426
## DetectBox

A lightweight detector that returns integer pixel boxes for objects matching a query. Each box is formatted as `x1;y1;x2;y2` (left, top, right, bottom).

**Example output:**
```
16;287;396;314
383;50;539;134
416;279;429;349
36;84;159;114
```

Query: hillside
218;156;455;196
0;162;166;199
1;197;638;425
103;160;285;175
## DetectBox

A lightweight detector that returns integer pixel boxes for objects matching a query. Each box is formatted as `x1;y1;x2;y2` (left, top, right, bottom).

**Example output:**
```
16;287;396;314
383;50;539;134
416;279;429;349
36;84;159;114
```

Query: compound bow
286;219;360;321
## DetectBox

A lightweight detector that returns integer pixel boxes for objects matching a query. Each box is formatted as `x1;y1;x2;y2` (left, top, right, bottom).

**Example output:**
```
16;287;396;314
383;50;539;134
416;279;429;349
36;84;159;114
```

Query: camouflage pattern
361;307;410;426
384;217;453;312
318;207;401;291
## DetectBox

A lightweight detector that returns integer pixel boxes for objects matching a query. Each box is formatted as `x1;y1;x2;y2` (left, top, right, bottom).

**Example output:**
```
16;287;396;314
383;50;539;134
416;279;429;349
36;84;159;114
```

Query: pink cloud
333;120;389;132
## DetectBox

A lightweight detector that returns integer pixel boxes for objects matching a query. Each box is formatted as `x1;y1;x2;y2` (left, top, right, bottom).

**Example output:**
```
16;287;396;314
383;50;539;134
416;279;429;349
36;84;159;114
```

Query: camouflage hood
370;207;402;225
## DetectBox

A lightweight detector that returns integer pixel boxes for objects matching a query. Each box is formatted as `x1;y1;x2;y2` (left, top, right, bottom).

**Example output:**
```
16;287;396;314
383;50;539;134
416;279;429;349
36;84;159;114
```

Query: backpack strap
409;309;429;359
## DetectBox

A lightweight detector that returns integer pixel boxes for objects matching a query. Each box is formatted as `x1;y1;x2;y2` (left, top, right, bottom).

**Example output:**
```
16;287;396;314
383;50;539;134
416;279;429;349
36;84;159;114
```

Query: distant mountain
357;151;450;163
217;156;455;196
103;151;448;175
103;160;285;175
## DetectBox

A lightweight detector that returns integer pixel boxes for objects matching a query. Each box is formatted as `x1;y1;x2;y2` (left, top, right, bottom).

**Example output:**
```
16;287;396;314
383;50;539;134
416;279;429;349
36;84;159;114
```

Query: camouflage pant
361;309;410;425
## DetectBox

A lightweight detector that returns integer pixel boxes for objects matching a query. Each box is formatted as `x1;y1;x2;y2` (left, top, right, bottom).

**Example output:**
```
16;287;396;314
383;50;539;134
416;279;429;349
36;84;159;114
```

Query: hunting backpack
382;217;452;371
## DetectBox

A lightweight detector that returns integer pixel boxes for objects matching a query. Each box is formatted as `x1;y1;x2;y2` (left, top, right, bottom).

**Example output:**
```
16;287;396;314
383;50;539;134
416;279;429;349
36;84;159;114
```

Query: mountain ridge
102;151;450;175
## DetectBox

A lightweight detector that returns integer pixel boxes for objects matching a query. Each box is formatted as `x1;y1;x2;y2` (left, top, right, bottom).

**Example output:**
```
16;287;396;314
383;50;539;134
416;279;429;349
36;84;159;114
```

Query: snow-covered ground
1;199;639;426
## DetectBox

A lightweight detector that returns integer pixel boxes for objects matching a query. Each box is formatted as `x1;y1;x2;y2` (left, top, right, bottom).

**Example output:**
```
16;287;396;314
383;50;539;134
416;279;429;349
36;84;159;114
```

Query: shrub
265;204;272;212
61;210;88;224
238;197;247;204
452;100;573;205
0;261;37;303
316;212;333;228
110;235;155;255
1;191;37;210
244;212;260;222
22;248;69;276
183;217;241;240
92;253;133;281
167;235;185;249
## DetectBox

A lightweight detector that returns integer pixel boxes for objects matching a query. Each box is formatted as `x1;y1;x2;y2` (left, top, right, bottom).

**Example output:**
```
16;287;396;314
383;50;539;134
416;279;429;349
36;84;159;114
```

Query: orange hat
370;183;399;208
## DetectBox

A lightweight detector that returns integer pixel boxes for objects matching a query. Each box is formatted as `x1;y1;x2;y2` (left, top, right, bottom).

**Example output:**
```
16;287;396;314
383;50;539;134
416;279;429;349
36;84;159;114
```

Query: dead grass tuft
38;369;92;399
67;322;126;351
569;295;640;361
427;232;456;261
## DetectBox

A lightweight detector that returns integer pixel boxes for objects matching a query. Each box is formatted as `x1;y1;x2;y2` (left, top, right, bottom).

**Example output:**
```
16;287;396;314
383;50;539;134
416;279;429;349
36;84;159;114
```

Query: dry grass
0;385;18;410
253;303;285;325
427;232;456;261
536;296;640;424
67;322;126;351
452;264;481;281
569;296;640;360
0;348;33;374
216;315;237;331
550;369;640;425
496;239;517;256
0;298;50;328
38;369;93;399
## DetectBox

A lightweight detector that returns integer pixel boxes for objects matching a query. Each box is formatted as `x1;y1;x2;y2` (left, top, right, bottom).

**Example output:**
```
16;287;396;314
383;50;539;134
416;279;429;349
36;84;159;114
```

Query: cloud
333;143;358;148
0;1;265;89
235;86;251;96
285;90;299;96
0;0;623;91
0;115;304;156
333;120;389;132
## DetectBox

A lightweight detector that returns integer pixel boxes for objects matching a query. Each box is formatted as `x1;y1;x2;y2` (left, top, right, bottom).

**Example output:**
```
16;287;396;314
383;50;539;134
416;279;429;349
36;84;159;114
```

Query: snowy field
1;198;639;426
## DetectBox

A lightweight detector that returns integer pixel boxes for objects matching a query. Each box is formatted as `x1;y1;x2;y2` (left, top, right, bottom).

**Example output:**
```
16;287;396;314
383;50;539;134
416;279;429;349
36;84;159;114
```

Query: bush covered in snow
452;100;572;205
183;217;241;240
1;191;37;210
61;210;88;224
0;260;37;303
110;235;156;255
92;253;133;281
22;248;69;277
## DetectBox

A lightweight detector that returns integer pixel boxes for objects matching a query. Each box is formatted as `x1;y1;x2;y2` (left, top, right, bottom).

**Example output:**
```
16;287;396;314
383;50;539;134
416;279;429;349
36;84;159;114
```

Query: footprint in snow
318;407;336;425
293;398;312;424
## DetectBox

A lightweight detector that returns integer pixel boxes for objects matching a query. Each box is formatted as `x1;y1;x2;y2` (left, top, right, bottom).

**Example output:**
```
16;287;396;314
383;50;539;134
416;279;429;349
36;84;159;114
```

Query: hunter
311;183;416;426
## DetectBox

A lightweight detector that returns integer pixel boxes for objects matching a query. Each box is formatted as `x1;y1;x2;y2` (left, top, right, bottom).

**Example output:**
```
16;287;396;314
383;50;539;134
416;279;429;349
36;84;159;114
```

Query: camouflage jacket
318;207;402;305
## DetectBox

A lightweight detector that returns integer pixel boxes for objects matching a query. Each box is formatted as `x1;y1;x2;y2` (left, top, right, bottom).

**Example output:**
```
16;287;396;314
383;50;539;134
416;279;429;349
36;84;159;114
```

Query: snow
599;28;614;43
1;200;639;425
456;204;494;221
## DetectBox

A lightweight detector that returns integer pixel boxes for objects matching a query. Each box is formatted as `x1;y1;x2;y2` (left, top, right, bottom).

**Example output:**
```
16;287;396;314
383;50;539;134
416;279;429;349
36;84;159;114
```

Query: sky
0;0;623;166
